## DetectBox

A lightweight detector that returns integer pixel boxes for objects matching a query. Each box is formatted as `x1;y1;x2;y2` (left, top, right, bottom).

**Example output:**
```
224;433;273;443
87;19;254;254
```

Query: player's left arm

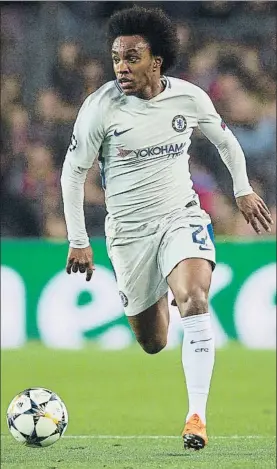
195;87;274;234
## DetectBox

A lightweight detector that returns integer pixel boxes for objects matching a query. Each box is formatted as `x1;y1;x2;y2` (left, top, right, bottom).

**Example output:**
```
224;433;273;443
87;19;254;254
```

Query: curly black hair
107;6;178;73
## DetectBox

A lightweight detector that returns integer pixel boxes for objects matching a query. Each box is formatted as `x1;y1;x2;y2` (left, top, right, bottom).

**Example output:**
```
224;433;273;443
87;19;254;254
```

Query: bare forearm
61;159;90;248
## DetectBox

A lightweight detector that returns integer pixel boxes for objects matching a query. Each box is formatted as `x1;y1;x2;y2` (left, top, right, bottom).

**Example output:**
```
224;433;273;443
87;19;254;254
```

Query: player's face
112;35;161;97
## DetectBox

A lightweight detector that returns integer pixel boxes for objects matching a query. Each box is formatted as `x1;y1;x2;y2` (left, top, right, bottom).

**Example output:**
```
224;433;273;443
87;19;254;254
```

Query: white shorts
106;205;216;316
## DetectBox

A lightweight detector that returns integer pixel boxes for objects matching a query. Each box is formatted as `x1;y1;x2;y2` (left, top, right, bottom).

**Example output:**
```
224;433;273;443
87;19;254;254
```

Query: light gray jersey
62;77;252;247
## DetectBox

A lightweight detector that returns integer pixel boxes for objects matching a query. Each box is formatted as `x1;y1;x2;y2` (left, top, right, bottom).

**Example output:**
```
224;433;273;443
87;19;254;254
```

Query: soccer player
61;6;273;450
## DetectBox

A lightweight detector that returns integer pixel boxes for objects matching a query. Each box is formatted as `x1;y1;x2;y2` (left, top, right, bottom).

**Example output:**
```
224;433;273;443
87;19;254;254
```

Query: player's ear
153;56;163;71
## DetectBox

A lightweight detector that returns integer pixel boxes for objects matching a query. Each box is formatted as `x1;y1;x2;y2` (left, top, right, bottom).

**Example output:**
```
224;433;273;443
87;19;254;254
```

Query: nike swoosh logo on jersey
114;128;133;137
199;245;212;251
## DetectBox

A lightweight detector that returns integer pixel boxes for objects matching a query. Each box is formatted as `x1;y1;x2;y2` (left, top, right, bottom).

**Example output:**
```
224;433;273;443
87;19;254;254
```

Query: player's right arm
61;94;105;281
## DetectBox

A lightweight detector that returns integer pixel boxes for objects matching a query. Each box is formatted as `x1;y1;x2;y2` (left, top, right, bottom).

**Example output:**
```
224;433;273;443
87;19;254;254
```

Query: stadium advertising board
1;239;275;349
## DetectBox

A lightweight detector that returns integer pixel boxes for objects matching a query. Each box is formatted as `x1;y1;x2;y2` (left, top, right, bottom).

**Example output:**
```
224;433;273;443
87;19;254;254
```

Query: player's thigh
127;293;169;353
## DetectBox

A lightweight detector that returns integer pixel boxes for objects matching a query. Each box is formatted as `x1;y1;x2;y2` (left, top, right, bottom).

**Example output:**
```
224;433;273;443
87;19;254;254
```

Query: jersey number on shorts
190;224;207;246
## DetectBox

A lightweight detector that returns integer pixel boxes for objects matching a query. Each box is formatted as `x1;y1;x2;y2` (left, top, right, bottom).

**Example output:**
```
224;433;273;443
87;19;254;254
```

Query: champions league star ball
7;388;68;447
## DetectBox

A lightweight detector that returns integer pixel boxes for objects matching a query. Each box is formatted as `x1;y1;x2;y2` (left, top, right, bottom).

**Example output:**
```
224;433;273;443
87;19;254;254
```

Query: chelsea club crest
172;115;187;133
119;291;128;307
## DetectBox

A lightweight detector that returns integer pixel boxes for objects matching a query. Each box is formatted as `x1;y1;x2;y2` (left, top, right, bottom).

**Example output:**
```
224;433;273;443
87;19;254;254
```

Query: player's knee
138;338;167;354
185;296;208;317
174;286;208;317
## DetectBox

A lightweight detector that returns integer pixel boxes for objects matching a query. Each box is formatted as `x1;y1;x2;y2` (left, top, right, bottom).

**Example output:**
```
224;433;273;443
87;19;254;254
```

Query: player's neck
136;78;165;100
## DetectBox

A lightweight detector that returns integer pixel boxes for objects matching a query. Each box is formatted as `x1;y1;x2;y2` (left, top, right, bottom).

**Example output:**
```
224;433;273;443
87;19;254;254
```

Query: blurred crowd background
1;1;276;239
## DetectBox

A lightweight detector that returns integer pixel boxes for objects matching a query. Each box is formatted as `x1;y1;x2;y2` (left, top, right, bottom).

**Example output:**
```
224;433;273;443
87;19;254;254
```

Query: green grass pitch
1;343;276;469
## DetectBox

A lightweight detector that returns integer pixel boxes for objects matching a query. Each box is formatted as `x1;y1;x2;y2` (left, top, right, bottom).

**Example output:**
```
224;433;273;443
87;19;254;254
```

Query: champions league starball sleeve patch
69;134;78;151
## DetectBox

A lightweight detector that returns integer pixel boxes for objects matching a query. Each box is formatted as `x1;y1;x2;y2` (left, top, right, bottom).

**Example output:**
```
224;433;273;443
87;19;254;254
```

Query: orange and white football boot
182;413;208;450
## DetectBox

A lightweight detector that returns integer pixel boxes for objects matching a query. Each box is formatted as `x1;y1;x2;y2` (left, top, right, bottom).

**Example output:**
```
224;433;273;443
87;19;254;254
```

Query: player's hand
66;246;95;281
236;192;274;235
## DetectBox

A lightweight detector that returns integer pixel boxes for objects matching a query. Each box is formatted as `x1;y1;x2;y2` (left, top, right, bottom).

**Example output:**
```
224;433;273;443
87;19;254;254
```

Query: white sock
181;313;215;425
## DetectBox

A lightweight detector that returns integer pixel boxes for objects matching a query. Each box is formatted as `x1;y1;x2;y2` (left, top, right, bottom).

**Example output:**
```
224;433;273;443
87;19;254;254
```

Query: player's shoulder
79;80;122;113
167;76;208;99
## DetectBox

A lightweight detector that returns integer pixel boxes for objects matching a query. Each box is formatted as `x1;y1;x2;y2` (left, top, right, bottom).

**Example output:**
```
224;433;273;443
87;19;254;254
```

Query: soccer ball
7;387;68;447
